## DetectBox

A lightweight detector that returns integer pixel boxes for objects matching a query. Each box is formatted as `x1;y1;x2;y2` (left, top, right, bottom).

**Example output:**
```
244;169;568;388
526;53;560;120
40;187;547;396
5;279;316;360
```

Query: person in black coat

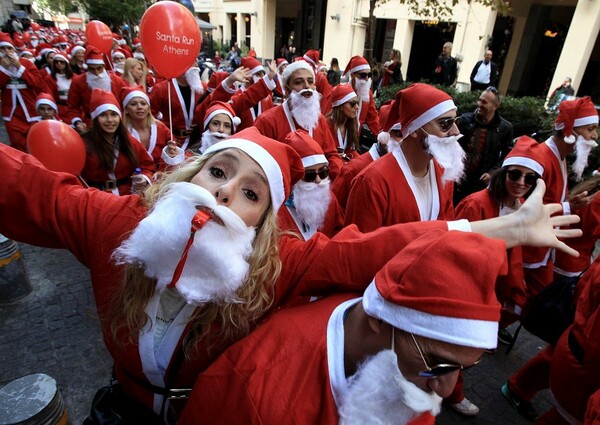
470;50;499;91
432;42;457;87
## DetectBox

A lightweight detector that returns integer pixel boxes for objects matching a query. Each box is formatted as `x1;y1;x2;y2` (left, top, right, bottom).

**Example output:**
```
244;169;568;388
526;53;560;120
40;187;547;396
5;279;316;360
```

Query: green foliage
376;82;550;137
82;0;145;27
394;0;510;19
38;0;79;15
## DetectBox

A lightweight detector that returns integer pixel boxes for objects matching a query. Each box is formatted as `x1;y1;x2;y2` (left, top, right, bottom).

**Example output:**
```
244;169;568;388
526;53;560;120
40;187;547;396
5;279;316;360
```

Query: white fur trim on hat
112;51;125;59
574;115;599;127
249;64;264;75
0;41;14;48
122;90;150;108
362;282;498;349
71;45;85;55
36;98;58;112
91;104;122;120
53;53;68;62
281;61;315;88
332;91;357;108
301;154;327;168
502;157;544;177
203;109;240;130
86;58;105;65
402;99;457;138
203;138;285;212
348;64;370;76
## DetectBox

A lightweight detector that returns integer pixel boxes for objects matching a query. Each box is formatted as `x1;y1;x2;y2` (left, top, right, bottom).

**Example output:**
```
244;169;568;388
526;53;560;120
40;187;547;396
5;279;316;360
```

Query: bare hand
568;191;597;212
267;60;277;80
480;172;491;184
75;122;87;134
228;66;251;85
131;174;149;194
8;53;19;68
165;140;180;158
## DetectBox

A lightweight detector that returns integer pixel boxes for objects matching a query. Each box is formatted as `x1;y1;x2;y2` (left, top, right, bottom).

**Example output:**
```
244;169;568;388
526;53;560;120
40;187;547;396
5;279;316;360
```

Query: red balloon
86;20;113;54
22;32;31;43
27;121;86;175
140;1;201;79
30;22;40;31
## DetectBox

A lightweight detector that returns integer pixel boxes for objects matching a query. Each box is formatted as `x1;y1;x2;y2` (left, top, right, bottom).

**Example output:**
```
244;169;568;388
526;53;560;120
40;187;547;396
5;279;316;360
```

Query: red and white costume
128;121;173;172
330;145;380;211
343;56;379;134
228;76;275;131
278;196;344;240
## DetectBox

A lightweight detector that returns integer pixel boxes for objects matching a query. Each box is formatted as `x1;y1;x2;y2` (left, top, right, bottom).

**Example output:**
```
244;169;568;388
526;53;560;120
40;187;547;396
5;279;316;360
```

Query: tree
363;0;511;62
39;0;145;28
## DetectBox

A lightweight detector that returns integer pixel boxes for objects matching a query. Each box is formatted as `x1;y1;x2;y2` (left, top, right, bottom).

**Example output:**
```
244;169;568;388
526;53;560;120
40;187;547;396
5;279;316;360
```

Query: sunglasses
304;166;329;182
355;72;372;80
410;333;482;378
507;169;537;186
486;86;498;94
347;100;359;107
436;117;459;132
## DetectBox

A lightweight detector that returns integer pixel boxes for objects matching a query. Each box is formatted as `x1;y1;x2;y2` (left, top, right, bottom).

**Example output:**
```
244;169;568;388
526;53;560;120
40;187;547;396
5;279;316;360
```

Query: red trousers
508;345;553;401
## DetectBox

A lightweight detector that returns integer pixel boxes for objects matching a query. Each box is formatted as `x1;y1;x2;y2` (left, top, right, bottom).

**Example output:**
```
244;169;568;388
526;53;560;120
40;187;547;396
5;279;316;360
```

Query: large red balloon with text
86;20;113;54
27;121;86;175
140;1;201;79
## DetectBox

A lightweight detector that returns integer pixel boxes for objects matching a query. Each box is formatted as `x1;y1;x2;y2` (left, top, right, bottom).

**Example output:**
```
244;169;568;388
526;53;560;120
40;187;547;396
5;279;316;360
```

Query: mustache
297;88;314;96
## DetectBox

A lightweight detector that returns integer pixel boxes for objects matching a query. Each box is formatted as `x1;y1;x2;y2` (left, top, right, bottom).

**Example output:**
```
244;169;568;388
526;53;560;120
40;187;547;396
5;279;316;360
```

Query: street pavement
0;124;554;424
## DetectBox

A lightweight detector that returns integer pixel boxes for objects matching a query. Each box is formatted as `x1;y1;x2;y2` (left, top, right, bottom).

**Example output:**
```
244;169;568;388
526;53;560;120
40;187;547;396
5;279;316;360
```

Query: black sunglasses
347;100;359;107
355;72;372;80
411;333;482;378
304;166;329;182
507;169;538;186
486;86;498;94
436;117;459;132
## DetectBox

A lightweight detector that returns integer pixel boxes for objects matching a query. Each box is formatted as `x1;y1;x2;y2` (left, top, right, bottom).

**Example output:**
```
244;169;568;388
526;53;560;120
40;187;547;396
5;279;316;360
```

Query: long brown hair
327;105;359;154
108;154;282;356
83;115;139;171
488;166;538;207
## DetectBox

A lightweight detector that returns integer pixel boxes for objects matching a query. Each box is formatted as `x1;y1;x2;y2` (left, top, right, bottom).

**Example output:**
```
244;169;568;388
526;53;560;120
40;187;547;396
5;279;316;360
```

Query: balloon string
104;53;113;71
168;81;174;142
77;175;90;188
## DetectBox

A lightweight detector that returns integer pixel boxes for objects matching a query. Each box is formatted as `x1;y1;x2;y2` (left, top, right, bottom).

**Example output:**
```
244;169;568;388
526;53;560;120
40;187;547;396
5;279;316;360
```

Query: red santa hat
35;93;58;113
343;55;370;77
90;89;122;120
35;42;53;60
57;34;69;46
276;58;288;70
133;51;145;61
285;130;327;168
241;56;263;75
382;83;456;139
502;136;544;176
19;48;34;58
331;84;357;108
203;101;241;130
84;46;104;65
363;229;506;350
52;52;68;63
69;45;85;56
12;34;24;50
0;32;14;48
281;60;314;88
302;49;320;68
112;49;126;60
120;85;150;109
207;71;229;93
203;127;304;212
555;96;599;144
132;37;142;48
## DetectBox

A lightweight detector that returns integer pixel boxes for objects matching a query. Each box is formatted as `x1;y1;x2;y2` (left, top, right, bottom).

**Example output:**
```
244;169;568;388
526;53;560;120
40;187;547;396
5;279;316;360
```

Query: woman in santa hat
122;57;148;92
0;124;582;423
81;88;155;195
121;86;173;171
326;84;361;163
44;51;73;119
69;44;86;75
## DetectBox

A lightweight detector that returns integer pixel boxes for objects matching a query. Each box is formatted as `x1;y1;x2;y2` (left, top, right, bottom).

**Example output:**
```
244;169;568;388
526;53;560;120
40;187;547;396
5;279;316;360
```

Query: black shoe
501;382;539;421
498;328;514;345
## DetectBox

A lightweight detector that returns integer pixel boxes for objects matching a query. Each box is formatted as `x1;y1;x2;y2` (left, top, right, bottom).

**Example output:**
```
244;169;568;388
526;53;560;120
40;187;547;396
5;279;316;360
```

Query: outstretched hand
514;179;582;256
229;66;251;85
267;60;277;80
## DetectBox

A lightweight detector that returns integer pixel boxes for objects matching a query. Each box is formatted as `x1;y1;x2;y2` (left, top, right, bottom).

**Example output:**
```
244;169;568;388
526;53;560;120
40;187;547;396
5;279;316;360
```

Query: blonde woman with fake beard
0;115;582;425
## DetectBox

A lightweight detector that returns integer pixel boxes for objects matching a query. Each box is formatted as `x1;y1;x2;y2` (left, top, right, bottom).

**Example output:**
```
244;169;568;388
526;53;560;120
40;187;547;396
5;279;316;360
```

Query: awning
196;18;216;30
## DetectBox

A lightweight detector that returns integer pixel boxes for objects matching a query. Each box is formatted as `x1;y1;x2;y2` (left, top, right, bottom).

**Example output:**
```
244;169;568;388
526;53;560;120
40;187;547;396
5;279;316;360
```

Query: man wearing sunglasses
342;55;380;135
179;230;507;425
278;131;344;241
453;86;514;204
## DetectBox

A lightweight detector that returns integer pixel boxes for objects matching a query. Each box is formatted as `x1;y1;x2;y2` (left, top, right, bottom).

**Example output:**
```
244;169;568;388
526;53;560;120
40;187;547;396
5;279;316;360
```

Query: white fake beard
31;39;39;48
252;74;261;84
388;138;401;154
113;62;124;73
354;78;371;102
291;179;331;231
86;70;111;91
425;133;466;184
200;129;229;153
572;135;598;181
339;350;443;425
185;67;204;94
113;182;256;305
289;89;322;132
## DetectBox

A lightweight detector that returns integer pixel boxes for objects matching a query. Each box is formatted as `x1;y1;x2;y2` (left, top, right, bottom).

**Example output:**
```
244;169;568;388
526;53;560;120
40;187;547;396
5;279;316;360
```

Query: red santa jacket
127;120;173;171
277;191;344;240
357;90;380;136
331;146;379;212
0;58;47;122
66;71;127;126
326;119;360;162
345;149;455;232
229;76;275;131
549;258;600;421
253;101;343;180
0;142;450;420
455;189;527;308
81;133;155;195
44;73;71;117
316;71;332;116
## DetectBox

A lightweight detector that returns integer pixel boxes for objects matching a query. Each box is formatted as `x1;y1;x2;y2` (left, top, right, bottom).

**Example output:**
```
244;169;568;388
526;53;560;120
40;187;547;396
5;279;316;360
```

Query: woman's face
75;50;84;61
208;113;233;135
505;165;536;201
97;110;121;135
54;59;67;73
130;63;144;81
125;97;150;121
342;97;359;120
190;149;270;227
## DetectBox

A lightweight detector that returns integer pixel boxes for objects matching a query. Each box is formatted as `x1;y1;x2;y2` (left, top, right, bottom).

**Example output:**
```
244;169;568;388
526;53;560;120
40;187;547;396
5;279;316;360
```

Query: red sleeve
318;116;342;181
253;110;278;139
344;169;388;233
365;95;380;135
20;59;48;92
455;195;487;221
230;79;272;114
66;75;85;125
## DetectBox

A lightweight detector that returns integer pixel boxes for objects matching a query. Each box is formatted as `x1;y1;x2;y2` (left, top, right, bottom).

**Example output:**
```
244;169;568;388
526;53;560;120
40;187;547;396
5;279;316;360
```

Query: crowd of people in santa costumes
2;19;600;425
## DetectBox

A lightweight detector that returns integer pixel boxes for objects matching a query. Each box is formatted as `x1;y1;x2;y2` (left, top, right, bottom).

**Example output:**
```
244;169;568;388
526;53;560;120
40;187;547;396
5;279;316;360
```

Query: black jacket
432;55;457;86
470;60;499;88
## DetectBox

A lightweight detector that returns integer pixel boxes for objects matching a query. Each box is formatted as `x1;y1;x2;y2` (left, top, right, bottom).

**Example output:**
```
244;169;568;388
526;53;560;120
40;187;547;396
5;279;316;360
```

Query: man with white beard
111;49;126;76
0;33;48;152
343;55;379;135
67;45;126;134
254;60;343;180
178;230;507;425
345;83;464;233
278;131;344;240
149;65;205;149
